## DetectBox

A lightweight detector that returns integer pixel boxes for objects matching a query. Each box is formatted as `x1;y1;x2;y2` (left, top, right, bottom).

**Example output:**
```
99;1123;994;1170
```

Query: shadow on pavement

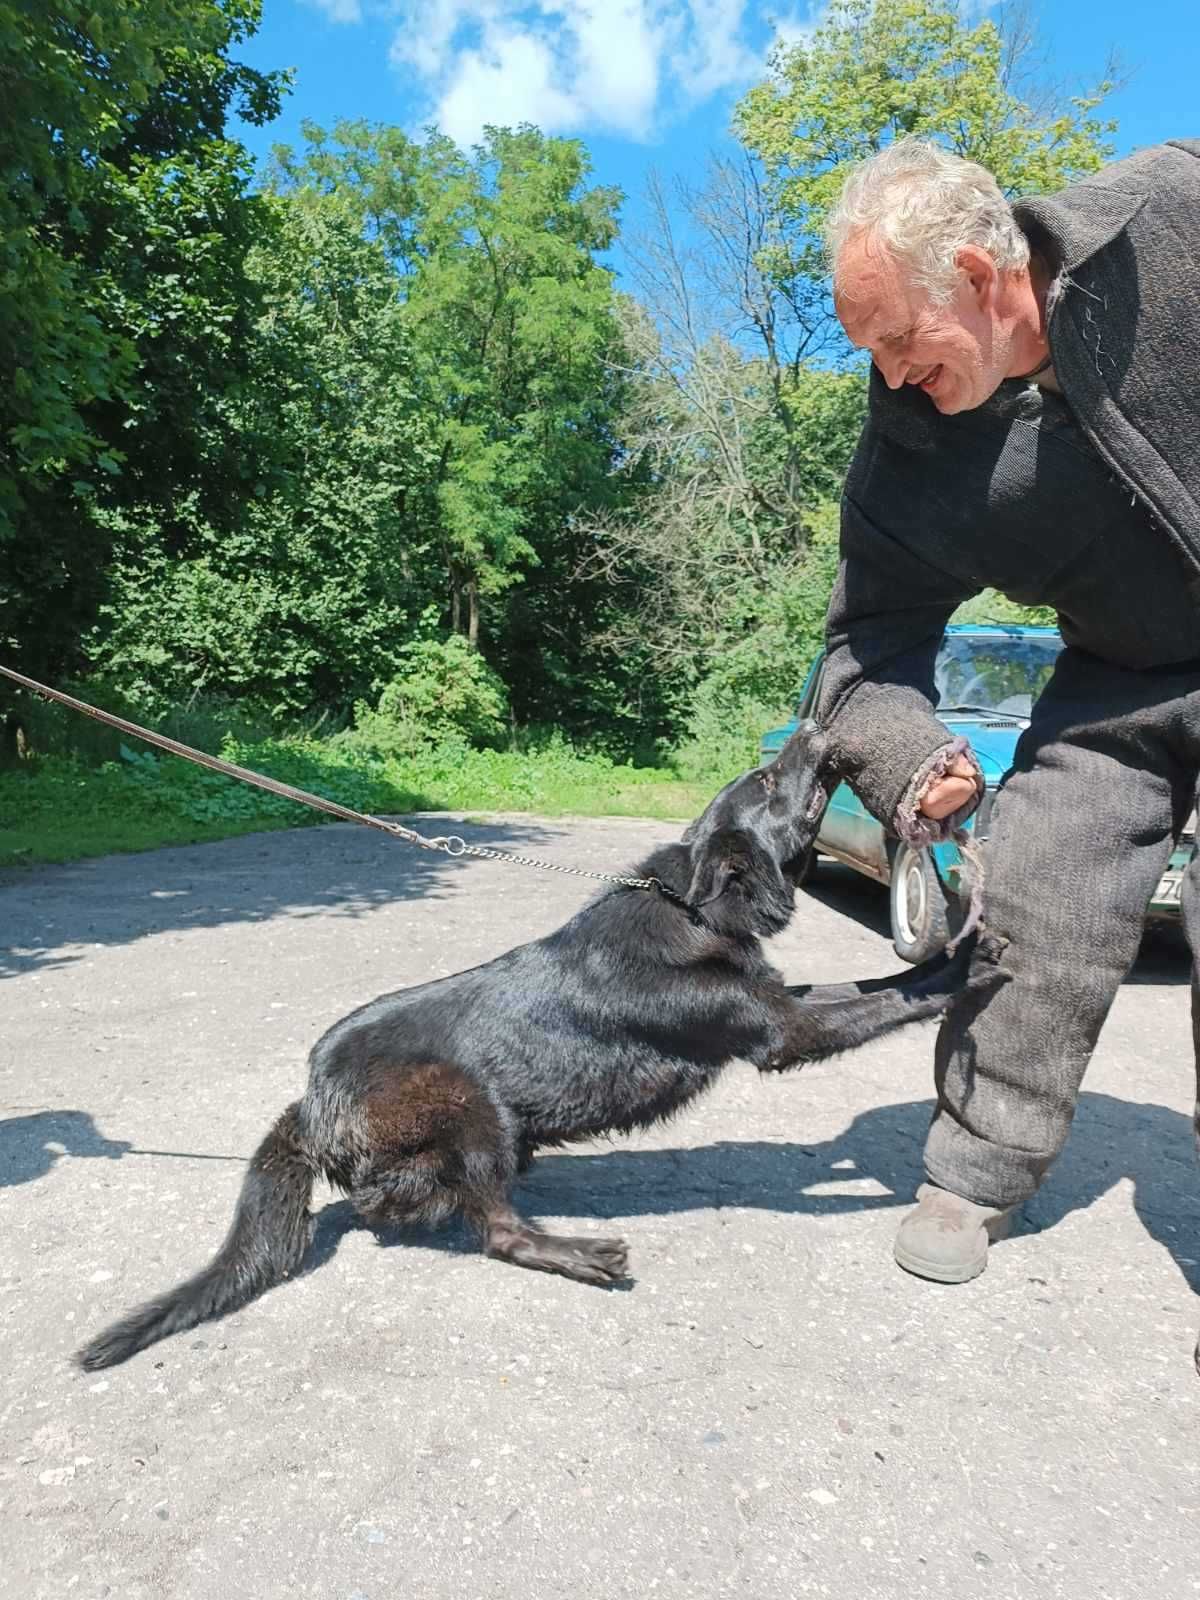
802;860;893;939
0;1108;251;1187
0;816;578;980
517;1092;1200;1293
1124;927;1193;986
0;1109;133;1186
145;1089;1200;1301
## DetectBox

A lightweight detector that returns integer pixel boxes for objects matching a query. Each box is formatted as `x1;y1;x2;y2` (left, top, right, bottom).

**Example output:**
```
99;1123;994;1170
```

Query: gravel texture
2;816;1197;1599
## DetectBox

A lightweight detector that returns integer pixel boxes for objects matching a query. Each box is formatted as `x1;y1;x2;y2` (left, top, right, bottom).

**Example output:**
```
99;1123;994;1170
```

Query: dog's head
680;720;833;936
682;825;795;937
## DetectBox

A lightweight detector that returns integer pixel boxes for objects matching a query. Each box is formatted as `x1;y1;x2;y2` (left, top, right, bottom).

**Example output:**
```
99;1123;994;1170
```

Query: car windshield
934;634;1063;719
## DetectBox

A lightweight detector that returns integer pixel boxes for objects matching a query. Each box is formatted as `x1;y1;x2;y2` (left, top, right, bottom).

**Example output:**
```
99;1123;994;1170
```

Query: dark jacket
819;139;1200;844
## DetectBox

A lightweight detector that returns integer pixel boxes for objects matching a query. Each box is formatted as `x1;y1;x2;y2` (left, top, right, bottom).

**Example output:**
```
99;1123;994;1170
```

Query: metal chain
413;828;669;894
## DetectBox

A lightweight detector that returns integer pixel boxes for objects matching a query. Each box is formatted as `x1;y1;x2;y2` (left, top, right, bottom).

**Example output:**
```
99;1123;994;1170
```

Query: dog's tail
74;1103;315;1371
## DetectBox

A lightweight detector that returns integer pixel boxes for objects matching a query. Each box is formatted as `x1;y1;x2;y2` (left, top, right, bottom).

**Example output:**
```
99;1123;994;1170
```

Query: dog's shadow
302;1089;1200;1297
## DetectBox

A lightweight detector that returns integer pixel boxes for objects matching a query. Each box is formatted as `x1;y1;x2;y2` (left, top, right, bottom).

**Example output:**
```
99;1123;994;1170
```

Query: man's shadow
6;1094;1196;1296
0;1110;132;1186
302;1089;1200;1297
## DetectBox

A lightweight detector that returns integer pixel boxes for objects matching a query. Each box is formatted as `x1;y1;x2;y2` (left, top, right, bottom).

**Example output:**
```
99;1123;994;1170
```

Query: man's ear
955;243;1000;310
685;828;750;907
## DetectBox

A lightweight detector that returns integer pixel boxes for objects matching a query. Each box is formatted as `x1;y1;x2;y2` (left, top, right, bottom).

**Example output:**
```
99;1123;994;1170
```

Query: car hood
944;716;1024;782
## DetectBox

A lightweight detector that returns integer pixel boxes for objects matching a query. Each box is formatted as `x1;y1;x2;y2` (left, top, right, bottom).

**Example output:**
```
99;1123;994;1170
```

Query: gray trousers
925;648;1200;1209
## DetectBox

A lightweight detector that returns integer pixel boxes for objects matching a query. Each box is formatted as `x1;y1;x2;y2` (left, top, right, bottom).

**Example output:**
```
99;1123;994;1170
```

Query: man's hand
919;754;979;820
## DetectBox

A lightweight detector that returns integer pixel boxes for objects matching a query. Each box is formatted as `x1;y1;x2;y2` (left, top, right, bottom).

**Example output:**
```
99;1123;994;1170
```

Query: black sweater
819;140;1200;844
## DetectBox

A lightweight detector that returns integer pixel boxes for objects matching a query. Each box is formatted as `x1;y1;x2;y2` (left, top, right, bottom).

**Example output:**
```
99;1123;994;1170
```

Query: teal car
762;625;1195;962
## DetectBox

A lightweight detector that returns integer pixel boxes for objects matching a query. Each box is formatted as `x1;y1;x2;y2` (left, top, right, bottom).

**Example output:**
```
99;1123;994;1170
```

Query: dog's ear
685;827;754;908
686;826;794;935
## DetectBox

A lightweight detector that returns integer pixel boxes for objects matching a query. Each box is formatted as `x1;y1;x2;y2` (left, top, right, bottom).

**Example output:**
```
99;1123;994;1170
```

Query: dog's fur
76;725;1004;1370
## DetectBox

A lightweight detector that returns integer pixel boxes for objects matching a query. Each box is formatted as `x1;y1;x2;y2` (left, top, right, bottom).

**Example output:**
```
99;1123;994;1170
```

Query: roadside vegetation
2;1;1104;867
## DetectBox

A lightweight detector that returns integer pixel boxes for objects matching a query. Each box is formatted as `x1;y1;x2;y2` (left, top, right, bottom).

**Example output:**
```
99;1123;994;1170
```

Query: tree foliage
269;123;625;650
0;0;284;682
251;122;657;739
736;0;1118;329
579;157;867;732
88;192;439;713
738;0;1117;211
2;0;1117;769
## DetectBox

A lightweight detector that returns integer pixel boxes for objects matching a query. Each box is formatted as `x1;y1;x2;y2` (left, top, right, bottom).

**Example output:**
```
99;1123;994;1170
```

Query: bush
347;635;510;758
670;504;843;783
672;682;788;786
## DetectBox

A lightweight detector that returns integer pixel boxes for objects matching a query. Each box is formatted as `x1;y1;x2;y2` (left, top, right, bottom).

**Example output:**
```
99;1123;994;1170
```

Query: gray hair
824;137;1030;302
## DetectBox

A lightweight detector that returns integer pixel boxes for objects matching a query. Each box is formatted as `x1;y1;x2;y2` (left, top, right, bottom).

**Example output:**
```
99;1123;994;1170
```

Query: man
817;136;1200;1284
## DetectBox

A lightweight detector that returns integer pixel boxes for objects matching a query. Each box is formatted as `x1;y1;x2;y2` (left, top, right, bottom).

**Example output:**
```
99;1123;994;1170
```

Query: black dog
76;726;1003;1370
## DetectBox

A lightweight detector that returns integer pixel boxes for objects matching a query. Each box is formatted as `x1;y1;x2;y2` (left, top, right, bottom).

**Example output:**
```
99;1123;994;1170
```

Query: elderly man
818;136;1200;1283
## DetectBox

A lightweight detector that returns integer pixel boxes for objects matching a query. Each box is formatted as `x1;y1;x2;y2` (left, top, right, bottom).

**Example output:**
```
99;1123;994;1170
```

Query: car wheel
888;841;950;964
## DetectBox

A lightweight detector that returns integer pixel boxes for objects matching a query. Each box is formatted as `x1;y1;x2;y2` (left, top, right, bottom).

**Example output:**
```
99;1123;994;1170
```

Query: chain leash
418;828;680;898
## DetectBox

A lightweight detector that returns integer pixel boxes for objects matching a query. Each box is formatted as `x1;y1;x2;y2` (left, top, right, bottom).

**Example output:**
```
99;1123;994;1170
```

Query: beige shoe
893;1182;1016;1284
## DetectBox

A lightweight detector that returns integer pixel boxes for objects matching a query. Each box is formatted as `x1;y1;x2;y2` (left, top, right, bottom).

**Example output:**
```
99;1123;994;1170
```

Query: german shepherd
76;724;1002;1369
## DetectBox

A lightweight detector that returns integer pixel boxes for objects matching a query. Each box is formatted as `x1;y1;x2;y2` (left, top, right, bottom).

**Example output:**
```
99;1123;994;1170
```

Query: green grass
0;735;722;869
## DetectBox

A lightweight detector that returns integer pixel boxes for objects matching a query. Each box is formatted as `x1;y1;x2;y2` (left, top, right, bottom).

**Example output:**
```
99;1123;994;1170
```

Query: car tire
888;841;950;964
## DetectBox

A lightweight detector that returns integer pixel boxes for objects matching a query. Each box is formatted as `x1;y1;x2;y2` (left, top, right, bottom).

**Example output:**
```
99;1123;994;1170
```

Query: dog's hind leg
473;1198;628;1287
349;1064;627;1286
350;1062;518;1231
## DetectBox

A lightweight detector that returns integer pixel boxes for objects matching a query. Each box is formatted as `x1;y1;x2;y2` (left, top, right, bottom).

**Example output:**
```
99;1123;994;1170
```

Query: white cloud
386;1;806;147
679;0;760;99
770;10;815;49
435;25;583;142
567;1;665;135
393;0;481;81
307;0;365;22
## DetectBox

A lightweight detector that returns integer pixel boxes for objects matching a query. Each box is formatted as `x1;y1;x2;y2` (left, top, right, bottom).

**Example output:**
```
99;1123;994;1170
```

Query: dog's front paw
975;930;1009;964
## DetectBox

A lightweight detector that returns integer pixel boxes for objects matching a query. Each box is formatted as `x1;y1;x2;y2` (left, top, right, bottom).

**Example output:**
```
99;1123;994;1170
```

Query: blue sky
232;0;1198;240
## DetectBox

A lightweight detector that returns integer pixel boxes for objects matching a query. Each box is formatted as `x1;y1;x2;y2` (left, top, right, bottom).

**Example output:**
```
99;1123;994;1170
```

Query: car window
934;634;1062;718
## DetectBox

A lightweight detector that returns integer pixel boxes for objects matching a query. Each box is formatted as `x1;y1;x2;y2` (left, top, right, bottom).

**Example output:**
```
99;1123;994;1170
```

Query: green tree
581;301;864;694
578;158;868;726
0;0;284;684
736;0;1117;284
270;121;625;657
88;191;439;714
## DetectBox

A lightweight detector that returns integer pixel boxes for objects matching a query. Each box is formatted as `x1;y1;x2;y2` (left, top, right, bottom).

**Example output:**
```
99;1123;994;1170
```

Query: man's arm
818;487;985;846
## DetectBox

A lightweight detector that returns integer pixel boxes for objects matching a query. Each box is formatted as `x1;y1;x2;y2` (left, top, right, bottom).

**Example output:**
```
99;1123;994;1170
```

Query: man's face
834;232;1010;415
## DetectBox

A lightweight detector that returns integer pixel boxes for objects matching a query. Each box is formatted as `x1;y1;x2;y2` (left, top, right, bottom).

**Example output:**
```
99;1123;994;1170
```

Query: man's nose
872;348;907;388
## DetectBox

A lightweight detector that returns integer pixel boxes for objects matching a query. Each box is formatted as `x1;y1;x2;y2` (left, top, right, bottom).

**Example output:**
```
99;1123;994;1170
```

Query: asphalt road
2;816;1198;1600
